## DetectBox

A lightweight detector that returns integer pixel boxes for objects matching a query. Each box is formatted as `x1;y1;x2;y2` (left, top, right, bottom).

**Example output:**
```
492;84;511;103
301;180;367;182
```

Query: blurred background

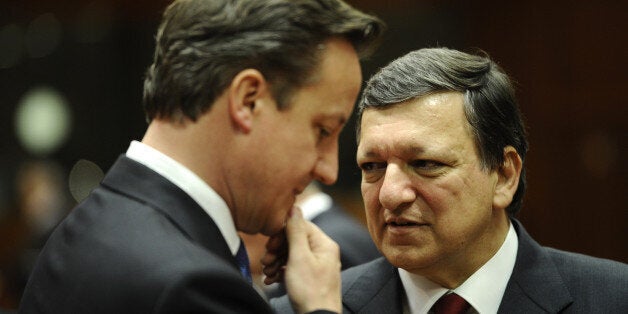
1;0;626;310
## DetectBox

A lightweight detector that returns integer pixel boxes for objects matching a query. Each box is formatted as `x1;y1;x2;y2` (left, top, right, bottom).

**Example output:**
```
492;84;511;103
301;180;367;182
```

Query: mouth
384;217;428;228
382;216;429;242
387;221;420;227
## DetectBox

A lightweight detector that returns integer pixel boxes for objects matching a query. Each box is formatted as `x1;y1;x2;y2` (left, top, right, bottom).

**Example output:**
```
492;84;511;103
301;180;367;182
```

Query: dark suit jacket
272;219;628;313
20;156;272;313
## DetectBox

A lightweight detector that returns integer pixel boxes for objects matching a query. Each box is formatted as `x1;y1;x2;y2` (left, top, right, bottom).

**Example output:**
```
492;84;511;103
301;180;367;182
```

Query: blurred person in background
19;0;384;313
0;158;69;312
273;47;628;313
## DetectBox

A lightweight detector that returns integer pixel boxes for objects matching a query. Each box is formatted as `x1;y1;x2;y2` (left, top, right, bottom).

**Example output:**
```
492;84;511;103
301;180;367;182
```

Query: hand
262;229;287;285
261;207;341;314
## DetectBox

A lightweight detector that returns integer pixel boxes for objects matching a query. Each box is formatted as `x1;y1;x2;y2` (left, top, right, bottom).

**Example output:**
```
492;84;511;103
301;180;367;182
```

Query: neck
141;113;233;209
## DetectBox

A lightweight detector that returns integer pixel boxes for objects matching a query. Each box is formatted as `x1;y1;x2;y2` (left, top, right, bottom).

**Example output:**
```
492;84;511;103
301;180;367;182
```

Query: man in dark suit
272;48;628;313
19;0;383;313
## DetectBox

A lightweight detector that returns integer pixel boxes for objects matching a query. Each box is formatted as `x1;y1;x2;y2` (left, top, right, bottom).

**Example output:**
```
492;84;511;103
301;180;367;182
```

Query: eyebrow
319;113;348;129
358;145;428;159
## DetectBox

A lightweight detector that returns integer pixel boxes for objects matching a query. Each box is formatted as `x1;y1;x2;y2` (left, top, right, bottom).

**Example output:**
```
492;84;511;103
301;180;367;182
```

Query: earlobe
228;69;268;133
493;146;522;210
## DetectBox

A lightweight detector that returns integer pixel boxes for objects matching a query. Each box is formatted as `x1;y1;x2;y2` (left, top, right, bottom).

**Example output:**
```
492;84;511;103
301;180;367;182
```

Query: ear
493;146;522;210
227;69;269;133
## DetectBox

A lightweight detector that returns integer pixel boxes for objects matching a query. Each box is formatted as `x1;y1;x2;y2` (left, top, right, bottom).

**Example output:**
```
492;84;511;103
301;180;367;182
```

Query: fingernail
290;206;302;220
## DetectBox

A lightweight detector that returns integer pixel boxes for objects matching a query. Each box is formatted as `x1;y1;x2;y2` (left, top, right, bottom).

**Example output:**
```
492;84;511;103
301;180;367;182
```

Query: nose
313;141;339;185
379;163;417;211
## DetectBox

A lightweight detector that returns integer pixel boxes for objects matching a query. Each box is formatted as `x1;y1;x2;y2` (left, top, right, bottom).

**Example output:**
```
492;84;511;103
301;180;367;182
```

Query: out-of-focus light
68;159;104;203
14;87;72;156
0;24;23;69
75;1;114;43
25;13;62;58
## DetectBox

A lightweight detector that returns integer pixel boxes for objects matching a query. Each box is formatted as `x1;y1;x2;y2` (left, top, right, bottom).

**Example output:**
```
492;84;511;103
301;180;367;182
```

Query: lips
385;217;425;227
388;221;419;227
384;218;429;242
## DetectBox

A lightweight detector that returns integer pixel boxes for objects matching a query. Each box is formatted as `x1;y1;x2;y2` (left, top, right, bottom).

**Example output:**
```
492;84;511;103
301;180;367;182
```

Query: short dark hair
143;0;384;122
358;47;528;216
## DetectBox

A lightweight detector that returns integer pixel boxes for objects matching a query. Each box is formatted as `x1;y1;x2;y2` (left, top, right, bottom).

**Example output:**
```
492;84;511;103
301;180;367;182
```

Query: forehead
357;92;473;155
288;38;361;122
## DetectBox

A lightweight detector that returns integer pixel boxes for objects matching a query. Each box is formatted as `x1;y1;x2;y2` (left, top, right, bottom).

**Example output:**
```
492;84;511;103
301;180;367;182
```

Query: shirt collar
125;140;240;256
399;222;518;314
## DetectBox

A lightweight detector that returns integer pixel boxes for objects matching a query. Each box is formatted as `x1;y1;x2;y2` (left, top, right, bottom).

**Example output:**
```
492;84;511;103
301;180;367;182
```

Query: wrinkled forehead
358;91;469;141
356;94;479;165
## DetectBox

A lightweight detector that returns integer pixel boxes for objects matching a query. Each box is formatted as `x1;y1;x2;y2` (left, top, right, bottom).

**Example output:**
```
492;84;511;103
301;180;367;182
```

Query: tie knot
235;242;252;284
431;293;470;314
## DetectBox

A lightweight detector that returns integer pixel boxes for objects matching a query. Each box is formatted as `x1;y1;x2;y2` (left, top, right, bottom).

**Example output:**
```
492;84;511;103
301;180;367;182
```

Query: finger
300;220;337;254
261;248;288;267
263;269;284;285
260;251;278;267
265;230;287;252
265;247;287;273
262;256;285;277
284;207;310;259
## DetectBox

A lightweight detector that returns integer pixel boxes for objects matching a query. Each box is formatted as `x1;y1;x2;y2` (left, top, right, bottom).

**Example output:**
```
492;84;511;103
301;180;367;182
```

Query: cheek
416;174;471;212
415;183;451;214
362;182;382;236
421;175;494;235
361;181;380;211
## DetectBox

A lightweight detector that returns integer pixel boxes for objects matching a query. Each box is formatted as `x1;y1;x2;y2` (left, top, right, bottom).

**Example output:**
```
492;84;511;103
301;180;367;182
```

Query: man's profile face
235;38;361;235
357;92;505;284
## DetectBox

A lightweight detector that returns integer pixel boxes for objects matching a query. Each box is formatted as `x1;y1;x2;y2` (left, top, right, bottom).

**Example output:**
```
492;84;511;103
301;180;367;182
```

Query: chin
383;247;429;270
260;217;287;236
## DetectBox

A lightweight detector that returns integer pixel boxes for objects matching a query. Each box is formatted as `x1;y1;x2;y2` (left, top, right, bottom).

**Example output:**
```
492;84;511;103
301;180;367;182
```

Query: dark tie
235;241;253;284
431;293;471;314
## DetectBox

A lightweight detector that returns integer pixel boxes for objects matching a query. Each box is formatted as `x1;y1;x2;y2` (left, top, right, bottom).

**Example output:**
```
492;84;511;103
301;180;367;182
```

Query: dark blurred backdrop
1;0;626;309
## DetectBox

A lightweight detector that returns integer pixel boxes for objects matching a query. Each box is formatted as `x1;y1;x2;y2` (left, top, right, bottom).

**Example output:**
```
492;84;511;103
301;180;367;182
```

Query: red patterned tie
431;293;470;314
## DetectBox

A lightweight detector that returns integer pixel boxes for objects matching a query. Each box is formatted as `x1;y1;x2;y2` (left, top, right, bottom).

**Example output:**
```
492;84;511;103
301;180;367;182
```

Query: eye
409;160;446;174
315;123;333;143
319;127;331;139
411;160;437;168
359;161;386;172
359;161;386;183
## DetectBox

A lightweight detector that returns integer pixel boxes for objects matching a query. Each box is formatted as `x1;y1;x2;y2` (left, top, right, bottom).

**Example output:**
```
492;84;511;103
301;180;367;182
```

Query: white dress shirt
400;223;518;314
125;140;240;256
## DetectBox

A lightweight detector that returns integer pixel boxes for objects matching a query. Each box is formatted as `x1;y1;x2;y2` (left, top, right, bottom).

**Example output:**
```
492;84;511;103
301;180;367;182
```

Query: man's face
356;92;508;285
237;38;361;235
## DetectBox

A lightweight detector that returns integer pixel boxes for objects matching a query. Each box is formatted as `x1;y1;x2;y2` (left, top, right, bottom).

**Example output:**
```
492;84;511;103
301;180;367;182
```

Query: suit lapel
498;220;573;313
101;156;236;266
343;258;403;313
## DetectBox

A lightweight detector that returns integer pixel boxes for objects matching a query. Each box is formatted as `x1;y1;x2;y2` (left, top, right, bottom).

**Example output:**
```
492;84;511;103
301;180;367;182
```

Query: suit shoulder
544;247;628;310
342;258;379;279
342;257;393;289
545;247;628;280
